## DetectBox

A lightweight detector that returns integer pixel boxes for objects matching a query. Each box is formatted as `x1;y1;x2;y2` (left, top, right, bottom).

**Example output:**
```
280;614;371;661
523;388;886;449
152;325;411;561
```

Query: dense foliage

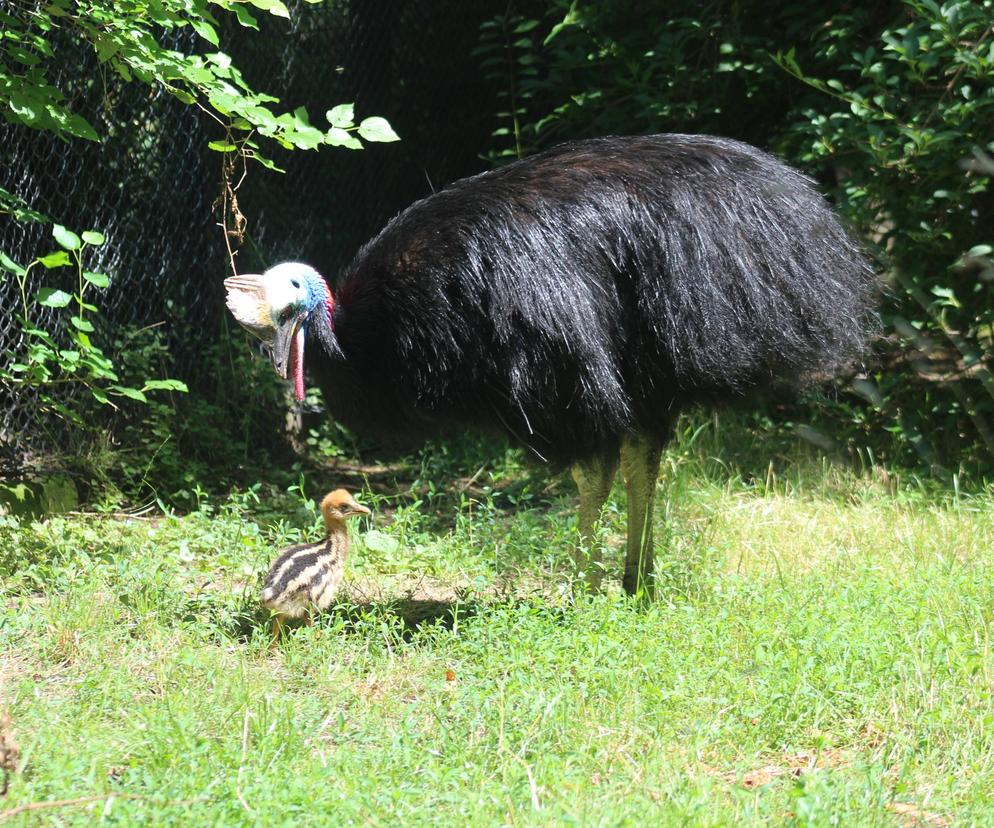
480;0;994;478
3;0;992;502
1;0;398;502
0;0;397;162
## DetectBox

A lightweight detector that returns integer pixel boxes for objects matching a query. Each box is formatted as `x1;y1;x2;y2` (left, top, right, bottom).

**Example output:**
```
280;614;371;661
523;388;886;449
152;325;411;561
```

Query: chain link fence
1;0;502;472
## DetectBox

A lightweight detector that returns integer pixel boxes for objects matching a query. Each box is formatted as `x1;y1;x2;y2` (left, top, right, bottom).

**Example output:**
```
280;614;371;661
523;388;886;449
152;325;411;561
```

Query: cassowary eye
279;308;293;324
291;279;301;289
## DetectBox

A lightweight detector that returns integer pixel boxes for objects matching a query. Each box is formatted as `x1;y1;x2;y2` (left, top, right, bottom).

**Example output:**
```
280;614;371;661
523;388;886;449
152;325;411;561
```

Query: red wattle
323;280;336;328
291;326;306;401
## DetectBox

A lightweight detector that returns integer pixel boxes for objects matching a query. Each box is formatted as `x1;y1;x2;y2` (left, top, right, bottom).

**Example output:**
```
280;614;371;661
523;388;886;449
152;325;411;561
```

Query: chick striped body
261;489;369;643
261;536;347;619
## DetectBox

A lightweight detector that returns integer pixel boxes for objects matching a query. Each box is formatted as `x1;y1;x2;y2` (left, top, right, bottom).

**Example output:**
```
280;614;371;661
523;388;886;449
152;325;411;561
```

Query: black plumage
228;134;877;595
309;134;875;463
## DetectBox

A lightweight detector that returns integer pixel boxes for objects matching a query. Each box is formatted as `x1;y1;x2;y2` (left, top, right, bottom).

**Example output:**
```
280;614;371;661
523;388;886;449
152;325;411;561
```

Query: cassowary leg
570;454;619;591
620;436;663;598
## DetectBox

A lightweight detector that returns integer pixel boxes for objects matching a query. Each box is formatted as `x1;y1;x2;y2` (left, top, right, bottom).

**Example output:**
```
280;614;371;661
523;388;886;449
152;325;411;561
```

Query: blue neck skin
299;269;343;360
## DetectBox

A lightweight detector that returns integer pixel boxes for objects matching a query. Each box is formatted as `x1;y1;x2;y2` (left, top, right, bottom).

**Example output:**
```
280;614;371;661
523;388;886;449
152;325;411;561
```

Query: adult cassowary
225;134;876;596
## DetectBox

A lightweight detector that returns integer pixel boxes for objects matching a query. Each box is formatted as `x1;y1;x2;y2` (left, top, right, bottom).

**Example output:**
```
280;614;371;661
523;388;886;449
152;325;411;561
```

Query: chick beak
349;503;371;517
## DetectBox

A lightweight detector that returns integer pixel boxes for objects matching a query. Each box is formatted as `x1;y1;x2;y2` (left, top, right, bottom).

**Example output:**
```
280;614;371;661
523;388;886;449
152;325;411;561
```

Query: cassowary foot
620;436;662;598
571;454;619;593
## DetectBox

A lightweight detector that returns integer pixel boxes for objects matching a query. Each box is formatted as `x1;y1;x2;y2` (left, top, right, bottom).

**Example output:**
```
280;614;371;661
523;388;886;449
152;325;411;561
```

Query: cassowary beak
270;315;308;401
270;318;299;379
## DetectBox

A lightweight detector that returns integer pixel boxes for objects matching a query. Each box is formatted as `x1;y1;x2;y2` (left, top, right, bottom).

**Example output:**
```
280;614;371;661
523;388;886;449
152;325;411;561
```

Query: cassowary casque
226;134;877;596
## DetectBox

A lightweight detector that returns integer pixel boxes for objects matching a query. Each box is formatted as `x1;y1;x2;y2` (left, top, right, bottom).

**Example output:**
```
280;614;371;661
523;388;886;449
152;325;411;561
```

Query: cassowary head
224;262;331;401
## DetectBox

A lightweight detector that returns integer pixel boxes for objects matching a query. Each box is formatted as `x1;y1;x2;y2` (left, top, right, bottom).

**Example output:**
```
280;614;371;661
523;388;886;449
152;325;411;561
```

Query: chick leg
269;614;286;648
570;453;619;592
620;435;662;598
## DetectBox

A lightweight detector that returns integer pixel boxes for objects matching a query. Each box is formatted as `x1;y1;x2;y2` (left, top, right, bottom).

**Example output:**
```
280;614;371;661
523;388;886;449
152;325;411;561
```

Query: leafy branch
1;194;187;424
0;0;400;168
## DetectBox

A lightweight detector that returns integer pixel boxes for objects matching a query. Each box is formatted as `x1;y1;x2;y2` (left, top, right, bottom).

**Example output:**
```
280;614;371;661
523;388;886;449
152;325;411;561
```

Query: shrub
479;0;994;477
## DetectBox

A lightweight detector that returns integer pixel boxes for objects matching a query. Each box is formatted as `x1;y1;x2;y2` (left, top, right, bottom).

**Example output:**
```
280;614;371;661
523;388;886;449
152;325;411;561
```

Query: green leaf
231;4;259;28
37;250;70;269
23;326;57;346
81;230;105;246
326;103;354;128
363;529;400;555
111;385;148;403
169;88;197;105
284;109;325;149
91;388;110;405
36;287;72;307
52;224;81;250
67;115;99;142
248;0;290;18
207;52;233;70
70;317;95;332
83;270;110;287
208;140;238;152
0;251;26;276
357;116;400;143
931;285;961;308
50;401;86;425
0;187;48;223
326;127;363;149
190;18;219;46
142;379;190;393
253;154;284;172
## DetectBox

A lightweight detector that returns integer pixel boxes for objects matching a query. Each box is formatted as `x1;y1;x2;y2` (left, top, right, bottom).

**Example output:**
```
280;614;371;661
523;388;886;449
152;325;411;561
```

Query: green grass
2;417;994;825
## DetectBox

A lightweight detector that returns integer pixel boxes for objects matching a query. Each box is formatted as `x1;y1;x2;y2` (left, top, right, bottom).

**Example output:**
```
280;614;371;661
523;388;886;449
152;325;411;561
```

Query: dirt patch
885;801;949;827
346;573;466;606
717;747;849;789
712;740;950;826
709;748;850;790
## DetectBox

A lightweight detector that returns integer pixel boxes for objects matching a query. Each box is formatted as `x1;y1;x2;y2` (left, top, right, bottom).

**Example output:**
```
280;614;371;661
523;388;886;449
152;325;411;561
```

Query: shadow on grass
229;597;484;644
223;575;604;646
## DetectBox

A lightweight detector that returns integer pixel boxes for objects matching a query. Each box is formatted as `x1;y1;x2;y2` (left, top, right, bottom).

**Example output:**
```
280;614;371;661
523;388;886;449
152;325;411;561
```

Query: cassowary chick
261;489;369;642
